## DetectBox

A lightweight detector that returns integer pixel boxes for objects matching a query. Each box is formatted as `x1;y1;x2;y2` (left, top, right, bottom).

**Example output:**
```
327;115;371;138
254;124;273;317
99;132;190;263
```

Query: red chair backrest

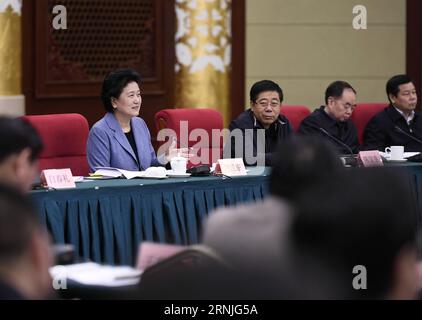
280;105;311;131
154;108;224;166
350;103;388;144
21;113;90;176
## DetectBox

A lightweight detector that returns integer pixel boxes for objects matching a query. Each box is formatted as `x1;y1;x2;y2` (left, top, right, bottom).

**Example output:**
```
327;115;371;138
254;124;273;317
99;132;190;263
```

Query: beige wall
245;0;406;109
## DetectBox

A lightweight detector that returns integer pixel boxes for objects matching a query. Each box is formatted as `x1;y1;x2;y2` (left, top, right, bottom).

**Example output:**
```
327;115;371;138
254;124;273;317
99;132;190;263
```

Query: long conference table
30;167;270;266
30;163;422;266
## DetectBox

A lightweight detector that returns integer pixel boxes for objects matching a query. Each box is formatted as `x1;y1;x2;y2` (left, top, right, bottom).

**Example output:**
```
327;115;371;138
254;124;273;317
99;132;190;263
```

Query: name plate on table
215;158;247;177
41;169;76;189
357;151;384;167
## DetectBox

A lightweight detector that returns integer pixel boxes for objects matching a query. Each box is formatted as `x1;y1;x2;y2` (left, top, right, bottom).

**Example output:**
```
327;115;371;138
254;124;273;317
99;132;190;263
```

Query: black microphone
394;125;422;145
318;127;354;155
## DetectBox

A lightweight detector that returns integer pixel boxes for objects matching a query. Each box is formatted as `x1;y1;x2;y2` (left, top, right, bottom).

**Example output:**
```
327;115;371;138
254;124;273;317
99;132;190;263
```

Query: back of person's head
250;80;284;103
101;68;141;112
0;117;43;192
290;168;418;299
269;136;344;201
0;184;53;299
324;80;356;104
386;74;413;102
0;117;43;164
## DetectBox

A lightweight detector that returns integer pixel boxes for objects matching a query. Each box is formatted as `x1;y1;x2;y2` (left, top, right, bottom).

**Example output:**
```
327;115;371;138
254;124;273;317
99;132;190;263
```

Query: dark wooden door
407;0;422;111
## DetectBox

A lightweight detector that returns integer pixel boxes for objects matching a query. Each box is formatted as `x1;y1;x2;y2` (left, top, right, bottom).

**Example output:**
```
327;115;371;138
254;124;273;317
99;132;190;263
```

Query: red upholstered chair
21;113;90;176
350;103;388;144
280;105;311;131
154;108;224;166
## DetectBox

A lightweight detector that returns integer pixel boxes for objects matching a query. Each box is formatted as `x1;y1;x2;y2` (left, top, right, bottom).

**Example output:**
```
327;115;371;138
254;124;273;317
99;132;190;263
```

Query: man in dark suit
0;184;54;299
299;81;359;154
363;74;422;151
224;80;292;166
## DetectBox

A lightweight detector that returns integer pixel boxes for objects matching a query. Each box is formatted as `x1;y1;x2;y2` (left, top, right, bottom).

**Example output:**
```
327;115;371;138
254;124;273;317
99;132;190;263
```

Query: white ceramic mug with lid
170;156;187;174
385;146;404;160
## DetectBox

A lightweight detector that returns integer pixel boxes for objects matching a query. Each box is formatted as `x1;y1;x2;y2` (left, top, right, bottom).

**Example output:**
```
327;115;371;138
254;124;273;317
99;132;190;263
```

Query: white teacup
385;146;404;160
170;156;187;174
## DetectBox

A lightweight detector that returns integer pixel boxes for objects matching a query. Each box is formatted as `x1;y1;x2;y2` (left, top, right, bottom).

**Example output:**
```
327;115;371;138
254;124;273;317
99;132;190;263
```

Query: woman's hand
166;137;192;162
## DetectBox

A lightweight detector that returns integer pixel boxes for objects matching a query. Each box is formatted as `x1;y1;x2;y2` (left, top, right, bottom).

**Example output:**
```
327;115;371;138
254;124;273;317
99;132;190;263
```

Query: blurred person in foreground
135;136;342;299
201;166;419;299
0;184;54;299
0;117;43;193
137;138;419;299
285;168;419;299
200;136;344;298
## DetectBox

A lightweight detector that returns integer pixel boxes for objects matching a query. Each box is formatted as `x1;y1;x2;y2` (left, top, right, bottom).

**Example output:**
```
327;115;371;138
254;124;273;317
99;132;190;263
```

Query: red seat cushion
155;108;224;166
280;105;311;132
21;113;90;176
350;103;388;144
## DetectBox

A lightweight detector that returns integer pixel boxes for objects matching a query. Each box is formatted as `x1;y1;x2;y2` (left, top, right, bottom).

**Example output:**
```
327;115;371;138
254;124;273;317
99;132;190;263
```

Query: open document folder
92;166;168;179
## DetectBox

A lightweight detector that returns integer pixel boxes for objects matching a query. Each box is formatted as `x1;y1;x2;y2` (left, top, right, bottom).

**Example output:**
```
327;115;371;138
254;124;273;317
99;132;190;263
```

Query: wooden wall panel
407;0;422;111
23;0;245;135
23;0;175;134
231;0;246;120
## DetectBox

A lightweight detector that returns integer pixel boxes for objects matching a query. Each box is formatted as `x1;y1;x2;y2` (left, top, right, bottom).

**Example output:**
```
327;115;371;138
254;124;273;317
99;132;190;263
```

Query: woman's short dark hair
101;69;141;112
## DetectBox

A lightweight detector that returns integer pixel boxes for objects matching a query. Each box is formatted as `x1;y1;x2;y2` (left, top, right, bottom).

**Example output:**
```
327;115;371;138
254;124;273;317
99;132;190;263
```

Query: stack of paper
49;262;142;287
92;167;167;179
379;151;420;160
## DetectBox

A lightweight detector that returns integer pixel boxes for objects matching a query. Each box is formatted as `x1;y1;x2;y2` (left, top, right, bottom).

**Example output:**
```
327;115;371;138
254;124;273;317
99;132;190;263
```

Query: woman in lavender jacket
87;69;166;172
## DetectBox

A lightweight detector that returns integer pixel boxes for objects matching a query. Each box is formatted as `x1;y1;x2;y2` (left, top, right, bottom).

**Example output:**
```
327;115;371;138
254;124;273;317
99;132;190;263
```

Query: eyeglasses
331;98;356;111
254;100;281;108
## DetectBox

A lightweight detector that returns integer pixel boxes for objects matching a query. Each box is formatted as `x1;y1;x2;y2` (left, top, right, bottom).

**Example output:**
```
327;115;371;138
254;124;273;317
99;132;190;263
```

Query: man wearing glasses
363;74;421;152
299;81;359;155
226;80;292;166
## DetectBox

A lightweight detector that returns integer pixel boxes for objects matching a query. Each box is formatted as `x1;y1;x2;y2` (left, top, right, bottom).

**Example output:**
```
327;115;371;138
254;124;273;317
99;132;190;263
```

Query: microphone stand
318;127;357;167
394;125;422;145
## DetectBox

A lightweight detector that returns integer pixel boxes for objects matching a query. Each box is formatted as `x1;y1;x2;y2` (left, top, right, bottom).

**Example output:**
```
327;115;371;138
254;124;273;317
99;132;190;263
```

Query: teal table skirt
30;167;270;266
383;162;422;226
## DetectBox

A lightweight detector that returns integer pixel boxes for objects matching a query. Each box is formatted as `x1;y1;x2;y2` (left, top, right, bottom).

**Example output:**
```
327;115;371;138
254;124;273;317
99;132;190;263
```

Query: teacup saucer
387;158;407;162
166;171;191;178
